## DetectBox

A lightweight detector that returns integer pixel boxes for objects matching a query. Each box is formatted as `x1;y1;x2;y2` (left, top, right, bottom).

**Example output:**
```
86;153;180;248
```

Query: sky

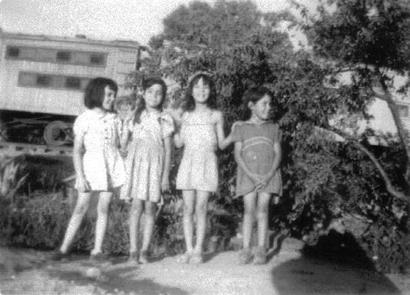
0;0;305;45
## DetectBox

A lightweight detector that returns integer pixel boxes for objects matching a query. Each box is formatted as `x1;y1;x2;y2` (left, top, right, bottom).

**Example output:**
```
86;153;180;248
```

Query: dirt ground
0;238;409;295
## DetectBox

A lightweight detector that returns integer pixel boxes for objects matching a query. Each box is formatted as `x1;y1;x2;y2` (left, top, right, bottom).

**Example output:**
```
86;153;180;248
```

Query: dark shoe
89;252;110;263
253;246;267;265
128;251;139;264
238;248;253;265
50;250;70;261
139;250;149;264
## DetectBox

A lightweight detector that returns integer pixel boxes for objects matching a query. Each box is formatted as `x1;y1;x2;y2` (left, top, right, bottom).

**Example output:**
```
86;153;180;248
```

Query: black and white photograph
0;0;409;294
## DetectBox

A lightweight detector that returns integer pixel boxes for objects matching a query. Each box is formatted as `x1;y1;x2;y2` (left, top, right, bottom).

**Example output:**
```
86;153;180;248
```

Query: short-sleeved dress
231;121;282;197
73;110;125;191
176;110;218;193
121;110;174;203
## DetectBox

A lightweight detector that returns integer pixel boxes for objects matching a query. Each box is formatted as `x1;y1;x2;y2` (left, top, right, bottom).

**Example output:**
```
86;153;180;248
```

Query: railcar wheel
43;121;72;146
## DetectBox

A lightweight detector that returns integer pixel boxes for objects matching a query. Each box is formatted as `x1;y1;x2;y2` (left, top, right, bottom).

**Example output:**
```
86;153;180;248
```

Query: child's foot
128;251;139;264
89;252;110;264
190;252;203;264
253;246;267;265
139;250;149;264
50;250;70;261
177;251;192;264
238;248;252;265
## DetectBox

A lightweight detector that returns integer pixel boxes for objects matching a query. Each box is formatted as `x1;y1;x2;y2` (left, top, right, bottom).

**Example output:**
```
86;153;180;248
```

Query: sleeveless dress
121;110;174;202
231;121;282;197
176;110;218;193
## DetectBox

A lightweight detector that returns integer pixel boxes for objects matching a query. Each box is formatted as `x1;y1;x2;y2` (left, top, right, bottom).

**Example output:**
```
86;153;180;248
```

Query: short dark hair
242;86;273;106
133;77;167;124
184;73;217;111
242;86;274;119
83;77;118;109
114;94;137;111
143;77;167;105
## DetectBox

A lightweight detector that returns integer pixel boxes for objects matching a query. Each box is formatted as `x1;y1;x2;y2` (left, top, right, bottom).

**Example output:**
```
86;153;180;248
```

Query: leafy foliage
2;0;410;273
139;0;410;272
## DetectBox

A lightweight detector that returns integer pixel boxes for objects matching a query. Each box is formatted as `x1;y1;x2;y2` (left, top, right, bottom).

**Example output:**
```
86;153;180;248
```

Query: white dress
73;110;125;191
121;110;174;202
176;110;218;192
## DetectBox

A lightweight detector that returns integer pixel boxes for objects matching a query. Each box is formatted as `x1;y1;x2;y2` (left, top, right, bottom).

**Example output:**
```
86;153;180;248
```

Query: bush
0;187;238;257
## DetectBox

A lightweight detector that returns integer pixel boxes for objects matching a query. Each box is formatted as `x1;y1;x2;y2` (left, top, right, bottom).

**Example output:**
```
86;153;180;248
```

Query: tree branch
322;126;409;203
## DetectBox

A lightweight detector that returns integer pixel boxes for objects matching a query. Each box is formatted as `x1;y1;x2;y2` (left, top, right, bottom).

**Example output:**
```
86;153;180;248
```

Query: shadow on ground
271;230;401;295
50;264;188;295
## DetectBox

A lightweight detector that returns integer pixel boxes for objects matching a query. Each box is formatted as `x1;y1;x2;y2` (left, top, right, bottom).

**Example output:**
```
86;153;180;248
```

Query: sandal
139;250;149;264
89;252;111;264
128;251;139;264
177;252;192;264
50;250;70;261
253;246;267;265
190;252;203;264
238;248;253;265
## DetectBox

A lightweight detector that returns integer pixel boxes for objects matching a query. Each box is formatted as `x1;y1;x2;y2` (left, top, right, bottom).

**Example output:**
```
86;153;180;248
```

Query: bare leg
129;199;144;253
256;192;271;248
242;192;257;249
193;190;210;255
182;190;195;254
141;201;157;252
60;192;92;253
91;191;112;255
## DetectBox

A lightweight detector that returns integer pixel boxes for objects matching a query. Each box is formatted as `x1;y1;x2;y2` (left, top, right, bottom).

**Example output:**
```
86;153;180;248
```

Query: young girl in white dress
53;77;125;262
175;72;231;264
121;77;174;264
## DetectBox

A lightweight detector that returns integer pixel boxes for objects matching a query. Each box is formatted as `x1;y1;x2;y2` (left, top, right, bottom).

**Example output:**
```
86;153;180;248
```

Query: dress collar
245;119;272;126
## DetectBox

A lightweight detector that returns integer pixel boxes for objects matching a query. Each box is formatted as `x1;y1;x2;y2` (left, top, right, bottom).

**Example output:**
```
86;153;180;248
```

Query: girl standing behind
174;72;231;264
121;77;174;264
52;77;125;262
114;95;136;145
231;86;282;265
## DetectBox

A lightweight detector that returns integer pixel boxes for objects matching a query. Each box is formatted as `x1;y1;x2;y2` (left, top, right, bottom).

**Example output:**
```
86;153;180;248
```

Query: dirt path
1;238;409;295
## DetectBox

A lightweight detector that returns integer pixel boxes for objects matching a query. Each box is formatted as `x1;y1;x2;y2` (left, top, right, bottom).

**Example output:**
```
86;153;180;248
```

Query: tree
138;0;410;272
301;0;410;202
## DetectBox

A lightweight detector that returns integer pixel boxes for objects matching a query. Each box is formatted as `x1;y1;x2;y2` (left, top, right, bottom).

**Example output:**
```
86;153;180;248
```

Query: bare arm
234;141;260;184
173;117;184;148
73;134;90;192
215;111;233;150
260;141;281;184
119;121;131;155
174;130;184;148
161;135;172;192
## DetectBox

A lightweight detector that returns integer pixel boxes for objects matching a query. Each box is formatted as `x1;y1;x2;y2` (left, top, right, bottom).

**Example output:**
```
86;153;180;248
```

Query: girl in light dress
174;72;231;264
53;77;125;262
230;86;282;265
121;77;174;264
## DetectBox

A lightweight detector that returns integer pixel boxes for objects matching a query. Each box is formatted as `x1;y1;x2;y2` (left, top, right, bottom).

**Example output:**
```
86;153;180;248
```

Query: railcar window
90;54;105;65
65;77;81;89
6;46;20;58
56;51;71;62
36;75;51;86
18;72;90;91
6;46;107;67
18;72;36;86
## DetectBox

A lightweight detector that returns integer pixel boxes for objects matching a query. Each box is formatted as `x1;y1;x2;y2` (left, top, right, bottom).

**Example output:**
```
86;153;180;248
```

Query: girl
114;95;137;158
230;86;282;265
121;77;174;264
174;72;231;264
52;77;125;262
